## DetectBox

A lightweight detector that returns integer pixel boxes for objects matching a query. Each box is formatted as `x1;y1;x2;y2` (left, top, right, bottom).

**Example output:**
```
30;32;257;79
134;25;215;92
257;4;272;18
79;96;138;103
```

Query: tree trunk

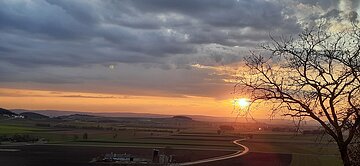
339;144;351;166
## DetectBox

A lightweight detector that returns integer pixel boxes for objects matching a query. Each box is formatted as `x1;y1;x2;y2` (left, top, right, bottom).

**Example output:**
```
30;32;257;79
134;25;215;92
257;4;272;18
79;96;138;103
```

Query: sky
0;0;358;117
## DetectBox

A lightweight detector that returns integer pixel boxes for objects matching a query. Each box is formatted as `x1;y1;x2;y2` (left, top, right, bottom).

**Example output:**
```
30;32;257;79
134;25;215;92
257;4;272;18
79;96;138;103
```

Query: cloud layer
0;0;358;98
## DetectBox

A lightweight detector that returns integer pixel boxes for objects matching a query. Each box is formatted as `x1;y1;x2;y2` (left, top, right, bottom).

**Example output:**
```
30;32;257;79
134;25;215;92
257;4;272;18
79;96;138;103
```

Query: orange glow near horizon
0;87;274;118
0;88;254;117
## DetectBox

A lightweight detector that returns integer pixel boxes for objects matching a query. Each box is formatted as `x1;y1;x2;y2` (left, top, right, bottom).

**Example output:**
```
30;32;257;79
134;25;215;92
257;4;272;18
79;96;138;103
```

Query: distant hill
19;112;49;119
0;108;17;116
12;109;80;117
55;114;121;123
172;115;192;121
11;109;170;118
57;114;97;120
10;109;320;126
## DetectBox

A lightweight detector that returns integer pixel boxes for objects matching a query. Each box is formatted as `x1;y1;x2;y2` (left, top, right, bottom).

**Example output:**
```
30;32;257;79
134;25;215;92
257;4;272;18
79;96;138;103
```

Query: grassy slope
291;154;342;166
240;132;342;166
0;125;45;134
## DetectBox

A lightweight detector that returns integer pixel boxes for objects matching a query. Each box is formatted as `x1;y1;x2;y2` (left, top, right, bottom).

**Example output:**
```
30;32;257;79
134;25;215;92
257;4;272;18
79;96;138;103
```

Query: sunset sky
0;0;357;117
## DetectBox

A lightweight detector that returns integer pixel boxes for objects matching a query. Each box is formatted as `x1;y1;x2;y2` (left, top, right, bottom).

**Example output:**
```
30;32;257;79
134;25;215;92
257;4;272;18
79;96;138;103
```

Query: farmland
0;114;342;166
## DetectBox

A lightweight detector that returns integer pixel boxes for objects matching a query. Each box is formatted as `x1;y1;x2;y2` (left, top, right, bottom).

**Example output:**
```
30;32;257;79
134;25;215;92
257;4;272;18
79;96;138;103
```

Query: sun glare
235;98;251;108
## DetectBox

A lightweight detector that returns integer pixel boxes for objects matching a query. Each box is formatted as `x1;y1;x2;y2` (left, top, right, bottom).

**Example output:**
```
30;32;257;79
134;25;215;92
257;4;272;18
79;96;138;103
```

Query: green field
0;125;47;134
0;118;343;166
291;154;342;166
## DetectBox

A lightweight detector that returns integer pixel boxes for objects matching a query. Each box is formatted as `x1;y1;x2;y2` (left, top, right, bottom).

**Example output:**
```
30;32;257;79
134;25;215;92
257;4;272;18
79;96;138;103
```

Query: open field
0;117;343;166
0;145;232;166
0;125;49;134
196;152;292;166
290;154;342;166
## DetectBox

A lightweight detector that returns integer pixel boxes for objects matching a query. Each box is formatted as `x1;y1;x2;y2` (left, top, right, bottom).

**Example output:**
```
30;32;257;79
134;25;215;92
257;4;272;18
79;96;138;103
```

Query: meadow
0;116;342;166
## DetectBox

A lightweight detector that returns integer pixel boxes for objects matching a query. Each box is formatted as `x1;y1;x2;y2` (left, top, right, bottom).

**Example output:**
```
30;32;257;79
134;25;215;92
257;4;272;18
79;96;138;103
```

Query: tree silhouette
349;128;360;165
235;25;360;166
82;132;88;140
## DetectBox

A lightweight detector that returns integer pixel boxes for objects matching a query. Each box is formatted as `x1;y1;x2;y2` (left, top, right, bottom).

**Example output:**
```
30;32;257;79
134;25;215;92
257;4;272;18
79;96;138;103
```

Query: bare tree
235;26;360;166
348;128;360;165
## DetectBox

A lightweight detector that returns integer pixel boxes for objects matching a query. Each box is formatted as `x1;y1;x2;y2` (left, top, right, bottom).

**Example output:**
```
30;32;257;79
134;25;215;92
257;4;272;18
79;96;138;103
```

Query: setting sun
235;98;251;108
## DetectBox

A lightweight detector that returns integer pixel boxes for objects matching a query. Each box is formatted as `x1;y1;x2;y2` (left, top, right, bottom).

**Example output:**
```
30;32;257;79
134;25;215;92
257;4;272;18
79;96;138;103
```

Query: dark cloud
322;9;341;19
295;0;338;10
0;0;298;67
297;0;360;22
349;11;358;22
129;0;299;30
45;0;100;25
0;0;304;98
0;1;89;40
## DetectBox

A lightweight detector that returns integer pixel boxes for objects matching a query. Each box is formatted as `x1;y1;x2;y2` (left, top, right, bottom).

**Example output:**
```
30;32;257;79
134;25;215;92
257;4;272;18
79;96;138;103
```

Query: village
91;149;177;166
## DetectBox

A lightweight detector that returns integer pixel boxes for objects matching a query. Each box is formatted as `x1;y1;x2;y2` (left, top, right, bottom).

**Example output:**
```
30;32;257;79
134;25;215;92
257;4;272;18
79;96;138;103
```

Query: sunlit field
0;114;342;166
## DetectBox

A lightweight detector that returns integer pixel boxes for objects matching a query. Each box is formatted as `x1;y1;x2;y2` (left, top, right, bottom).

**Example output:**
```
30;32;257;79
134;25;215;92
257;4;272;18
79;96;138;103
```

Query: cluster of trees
0;134;39;142
35;123;51;127
271;127;297;132
302;130;325;135
217;125;235;135
54;124;116;130
72;133;89;141
219;125;235;131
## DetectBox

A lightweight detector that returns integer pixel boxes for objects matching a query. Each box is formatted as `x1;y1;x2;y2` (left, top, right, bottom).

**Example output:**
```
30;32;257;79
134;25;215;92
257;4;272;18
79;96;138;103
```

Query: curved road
178;139;249;166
